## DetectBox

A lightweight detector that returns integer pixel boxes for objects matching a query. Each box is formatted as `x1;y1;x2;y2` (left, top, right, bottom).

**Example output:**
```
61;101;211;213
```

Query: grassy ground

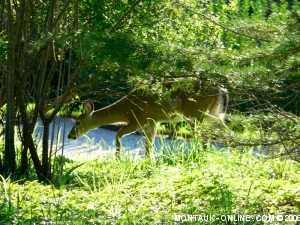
1;141;300;224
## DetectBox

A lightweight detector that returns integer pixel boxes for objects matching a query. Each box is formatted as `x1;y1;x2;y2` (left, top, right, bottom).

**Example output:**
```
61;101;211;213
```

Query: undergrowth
0;142;300;224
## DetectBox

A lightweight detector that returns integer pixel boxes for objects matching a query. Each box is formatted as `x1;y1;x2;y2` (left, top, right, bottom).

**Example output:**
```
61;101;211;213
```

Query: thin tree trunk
27;135;43;181
4;0;16;175
16;87;30;175
42;121;50;181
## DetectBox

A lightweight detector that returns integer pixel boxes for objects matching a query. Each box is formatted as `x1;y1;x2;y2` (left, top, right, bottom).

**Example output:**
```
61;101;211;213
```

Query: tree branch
109;0;142;34
49;57;87;121
54;0;72;27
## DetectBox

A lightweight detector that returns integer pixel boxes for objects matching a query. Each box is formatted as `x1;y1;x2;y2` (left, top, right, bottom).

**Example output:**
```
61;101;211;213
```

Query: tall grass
0;135;300;224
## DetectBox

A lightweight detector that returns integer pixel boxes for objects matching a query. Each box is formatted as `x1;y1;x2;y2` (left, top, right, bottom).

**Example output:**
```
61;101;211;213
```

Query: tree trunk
16;87;30;176
1;0;86;181
42;121;50;181
4;0;16;176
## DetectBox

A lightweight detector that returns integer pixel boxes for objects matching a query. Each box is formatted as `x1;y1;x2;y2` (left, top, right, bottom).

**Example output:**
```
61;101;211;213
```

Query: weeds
0;138;299;224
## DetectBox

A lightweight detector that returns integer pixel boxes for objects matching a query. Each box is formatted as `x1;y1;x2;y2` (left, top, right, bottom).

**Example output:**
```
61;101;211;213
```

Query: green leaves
59;163;85;193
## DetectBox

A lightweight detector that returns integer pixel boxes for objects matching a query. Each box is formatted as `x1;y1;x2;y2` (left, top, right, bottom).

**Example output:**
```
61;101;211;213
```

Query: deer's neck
91;102;128;128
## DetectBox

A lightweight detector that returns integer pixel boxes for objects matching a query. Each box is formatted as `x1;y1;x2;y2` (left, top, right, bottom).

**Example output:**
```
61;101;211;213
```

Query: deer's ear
84;101;94;115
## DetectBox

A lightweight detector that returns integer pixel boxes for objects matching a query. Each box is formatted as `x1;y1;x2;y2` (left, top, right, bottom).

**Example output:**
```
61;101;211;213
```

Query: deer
68;84;228;157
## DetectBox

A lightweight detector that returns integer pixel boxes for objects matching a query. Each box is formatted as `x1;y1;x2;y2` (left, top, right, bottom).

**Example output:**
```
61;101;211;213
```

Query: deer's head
68;101;94;140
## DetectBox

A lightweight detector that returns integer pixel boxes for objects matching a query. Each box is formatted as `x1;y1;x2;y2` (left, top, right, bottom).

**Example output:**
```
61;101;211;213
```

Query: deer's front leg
143;119;159;157
115;122;139;157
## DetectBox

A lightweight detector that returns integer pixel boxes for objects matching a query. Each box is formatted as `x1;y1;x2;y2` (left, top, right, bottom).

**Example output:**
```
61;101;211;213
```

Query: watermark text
173;214;300;223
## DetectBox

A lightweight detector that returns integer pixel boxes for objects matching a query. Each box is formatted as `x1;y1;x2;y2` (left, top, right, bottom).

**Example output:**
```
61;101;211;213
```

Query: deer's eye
76;121;81;126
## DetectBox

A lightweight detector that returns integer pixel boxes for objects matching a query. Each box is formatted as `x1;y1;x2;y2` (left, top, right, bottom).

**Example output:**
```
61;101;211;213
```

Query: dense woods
0;0;300;180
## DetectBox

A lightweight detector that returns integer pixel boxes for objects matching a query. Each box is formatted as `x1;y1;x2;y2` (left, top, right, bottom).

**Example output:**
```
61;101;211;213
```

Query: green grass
1;142;300;224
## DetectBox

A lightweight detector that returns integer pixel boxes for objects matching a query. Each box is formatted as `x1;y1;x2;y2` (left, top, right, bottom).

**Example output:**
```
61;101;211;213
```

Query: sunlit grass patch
1;140;299;224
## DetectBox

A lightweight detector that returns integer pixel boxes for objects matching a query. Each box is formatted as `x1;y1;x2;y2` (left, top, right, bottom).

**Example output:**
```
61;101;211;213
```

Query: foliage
0;144;299;224
1;0;300;180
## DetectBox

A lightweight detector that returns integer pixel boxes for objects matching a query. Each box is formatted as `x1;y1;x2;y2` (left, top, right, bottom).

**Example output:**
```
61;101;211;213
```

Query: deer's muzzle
68;134;76;140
